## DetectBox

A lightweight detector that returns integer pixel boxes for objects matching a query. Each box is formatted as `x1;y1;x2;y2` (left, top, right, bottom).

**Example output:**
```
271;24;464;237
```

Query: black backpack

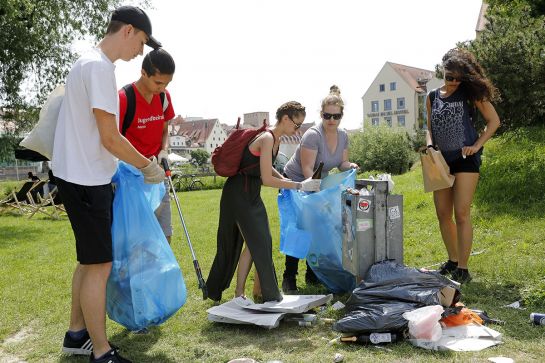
120;84;169;136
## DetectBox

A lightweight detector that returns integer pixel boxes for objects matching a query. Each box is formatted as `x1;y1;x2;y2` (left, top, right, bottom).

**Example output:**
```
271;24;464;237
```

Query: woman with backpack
426;48;500;284
281;85;359;293
206;101;321;303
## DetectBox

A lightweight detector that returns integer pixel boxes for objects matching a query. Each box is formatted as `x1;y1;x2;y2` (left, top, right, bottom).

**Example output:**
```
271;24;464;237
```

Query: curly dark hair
275;101;306;122
442;48;499;103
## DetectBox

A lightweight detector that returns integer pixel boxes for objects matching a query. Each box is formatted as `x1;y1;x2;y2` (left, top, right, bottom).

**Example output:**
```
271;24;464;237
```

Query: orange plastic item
440;302;484;327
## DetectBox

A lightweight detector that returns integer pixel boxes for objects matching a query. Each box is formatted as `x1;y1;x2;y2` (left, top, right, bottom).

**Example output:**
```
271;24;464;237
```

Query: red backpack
211;117;268;177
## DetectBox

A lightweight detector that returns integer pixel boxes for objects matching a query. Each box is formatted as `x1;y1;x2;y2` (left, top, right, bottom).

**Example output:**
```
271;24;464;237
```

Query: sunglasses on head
322;112;343;120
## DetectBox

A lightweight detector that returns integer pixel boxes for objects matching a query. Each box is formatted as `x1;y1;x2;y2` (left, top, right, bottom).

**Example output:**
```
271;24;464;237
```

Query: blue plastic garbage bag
278;169;356;293
106;162;186;331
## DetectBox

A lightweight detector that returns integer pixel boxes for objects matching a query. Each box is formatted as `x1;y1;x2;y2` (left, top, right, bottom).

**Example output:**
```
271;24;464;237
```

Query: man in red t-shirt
119;48;176;243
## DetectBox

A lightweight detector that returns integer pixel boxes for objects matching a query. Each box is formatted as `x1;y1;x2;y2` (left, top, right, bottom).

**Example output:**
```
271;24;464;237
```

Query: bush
475;127;545;208
349;127;417;175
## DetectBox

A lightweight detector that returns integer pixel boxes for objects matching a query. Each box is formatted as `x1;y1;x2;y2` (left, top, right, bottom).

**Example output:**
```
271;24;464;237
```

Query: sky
79;0;484;129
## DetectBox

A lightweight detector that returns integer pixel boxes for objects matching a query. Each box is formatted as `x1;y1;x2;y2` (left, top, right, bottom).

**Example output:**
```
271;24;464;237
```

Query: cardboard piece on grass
236;294;333;314
207;298;285;329
409;323;502;351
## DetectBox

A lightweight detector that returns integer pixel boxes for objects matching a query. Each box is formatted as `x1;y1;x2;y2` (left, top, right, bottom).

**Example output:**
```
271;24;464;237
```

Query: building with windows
244;111;270;128
362;62;442;133
168;116;228;156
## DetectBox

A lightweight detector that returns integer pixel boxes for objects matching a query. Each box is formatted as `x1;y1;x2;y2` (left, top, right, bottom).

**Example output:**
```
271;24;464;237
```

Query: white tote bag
20;85;65;160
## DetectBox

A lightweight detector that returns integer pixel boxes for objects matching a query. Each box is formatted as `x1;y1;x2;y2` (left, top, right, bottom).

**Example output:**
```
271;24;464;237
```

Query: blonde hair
321;85;344;113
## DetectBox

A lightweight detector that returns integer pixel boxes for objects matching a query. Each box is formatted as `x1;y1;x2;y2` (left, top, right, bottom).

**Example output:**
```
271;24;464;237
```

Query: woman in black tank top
206;101;321;303
425;48;500;284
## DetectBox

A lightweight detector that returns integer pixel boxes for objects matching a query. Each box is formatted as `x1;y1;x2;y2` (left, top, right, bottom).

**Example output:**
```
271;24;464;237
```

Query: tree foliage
0;0;147;135
190;149;210;167
465;2;545;130
350;127;416;175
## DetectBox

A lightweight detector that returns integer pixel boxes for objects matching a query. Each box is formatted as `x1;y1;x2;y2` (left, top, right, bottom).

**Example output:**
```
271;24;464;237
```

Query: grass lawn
1;167;544;362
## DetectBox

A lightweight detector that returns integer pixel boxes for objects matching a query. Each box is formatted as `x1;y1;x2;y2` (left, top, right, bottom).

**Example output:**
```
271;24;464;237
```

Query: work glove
158;150;169;164
139;156;165;184
300;177;321;192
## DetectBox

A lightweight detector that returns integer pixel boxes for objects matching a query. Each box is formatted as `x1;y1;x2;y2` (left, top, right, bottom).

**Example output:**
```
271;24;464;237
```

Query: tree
350;127;416;175
0;0;148;135
466;3;545;130
191;149;210;167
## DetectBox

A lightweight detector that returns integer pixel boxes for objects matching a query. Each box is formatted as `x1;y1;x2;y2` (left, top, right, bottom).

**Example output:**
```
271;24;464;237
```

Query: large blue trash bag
278;169;356;293
106;161;187;331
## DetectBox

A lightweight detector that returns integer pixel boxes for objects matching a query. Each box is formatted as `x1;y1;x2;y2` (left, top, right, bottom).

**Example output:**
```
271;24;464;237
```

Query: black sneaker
90;348;132;363
62;330;93;356
281;277;298;294
437;260;458;276
451;268;472;284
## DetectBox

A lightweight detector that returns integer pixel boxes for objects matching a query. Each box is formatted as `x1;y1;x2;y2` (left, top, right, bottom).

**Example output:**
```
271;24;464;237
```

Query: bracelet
295;182;302;190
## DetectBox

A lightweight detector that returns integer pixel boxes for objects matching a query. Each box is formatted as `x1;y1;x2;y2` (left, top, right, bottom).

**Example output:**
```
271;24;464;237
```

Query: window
210;144;213;148
371;101;379;112
385;117;392;127
384;99;392;111
371;118;379;126
397;115;406;127
397;97;405;109
379;84;385;92
390;82;396;91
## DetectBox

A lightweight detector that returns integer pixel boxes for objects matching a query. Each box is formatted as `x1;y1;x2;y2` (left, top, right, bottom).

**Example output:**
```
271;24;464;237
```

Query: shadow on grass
0;225;42;249
474;199;543;219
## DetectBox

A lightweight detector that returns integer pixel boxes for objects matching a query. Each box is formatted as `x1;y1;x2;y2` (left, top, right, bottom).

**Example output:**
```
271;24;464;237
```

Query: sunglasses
289;117;302;129
322;112;343;120
445;75;462;82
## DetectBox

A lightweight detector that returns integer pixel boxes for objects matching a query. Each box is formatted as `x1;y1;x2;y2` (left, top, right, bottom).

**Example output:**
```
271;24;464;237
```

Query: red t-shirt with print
119;84;175;158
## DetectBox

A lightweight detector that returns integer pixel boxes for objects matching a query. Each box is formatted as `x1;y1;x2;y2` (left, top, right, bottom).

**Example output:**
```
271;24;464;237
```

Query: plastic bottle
530;312;545;325
312;161;324;179
340;332;400;345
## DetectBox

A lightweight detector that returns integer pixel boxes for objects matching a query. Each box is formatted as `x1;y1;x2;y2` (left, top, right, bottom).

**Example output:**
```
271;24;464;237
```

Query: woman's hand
349;162;359;170
462;144;481;157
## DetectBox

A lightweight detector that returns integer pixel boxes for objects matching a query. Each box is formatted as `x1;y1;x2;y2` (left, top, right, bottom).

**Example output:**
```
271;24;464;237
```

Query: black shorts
56;177;114;264
447;154;481;174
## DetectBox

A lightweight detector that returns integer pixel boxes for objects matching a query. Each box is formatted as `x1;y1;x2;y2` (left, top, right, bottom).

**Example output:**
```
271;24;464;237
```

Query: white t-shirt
52;48;118;186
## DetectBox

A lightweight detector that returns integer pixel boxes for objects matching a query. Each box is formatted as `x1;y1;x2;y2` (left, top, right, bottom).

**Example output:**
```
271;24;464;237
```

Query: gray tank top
284;124;348;182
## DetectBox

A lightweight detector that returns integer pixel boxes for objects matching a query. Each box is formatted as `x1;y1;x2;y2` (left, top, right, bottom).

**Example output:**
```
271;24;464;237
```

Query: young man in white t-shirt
52;6;164;363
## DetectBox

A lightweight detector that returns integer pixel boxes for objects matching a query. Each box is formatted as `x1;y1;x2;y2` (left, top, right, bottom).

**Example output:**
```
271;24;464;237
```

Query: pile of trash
332;260;504;351
207;294;333;329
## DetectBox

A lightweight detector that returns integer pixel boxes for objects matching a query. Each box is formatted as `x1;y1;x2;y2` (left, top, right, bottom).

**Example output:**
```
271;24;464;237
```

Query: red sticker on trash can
358;199;371;212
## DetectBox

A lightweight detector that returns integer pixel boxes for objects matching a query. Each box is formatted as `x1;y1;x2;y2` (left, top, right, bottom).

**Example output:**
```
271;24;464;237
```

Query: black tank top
430;87;480;162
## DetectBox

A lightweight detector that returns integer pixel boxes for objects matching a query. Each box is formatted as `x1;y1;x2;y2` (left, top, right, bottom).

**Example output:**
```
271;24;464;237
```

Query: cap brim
146;35;162;50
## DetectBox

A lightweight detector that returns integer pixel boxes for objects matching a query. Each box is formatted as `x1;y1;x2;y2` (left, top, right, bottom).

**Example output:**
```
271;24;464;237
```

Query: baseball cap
111;6;162;49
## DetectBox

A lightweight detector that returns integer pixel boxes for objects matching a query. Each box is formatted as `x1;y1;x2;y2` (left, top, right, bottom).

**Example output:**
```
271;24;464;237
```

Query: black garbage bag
333;260;460;334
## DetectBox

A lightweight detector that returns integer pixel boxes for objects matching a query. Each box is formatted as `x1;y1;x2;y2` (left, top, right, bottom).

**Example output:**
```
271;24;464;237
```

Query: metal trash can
342;179;403;283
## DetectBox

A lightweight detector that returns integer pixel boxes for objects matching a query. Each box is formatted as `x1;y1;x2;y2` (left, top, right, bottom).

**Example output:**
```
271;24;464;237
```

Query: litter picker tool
161;158;208;300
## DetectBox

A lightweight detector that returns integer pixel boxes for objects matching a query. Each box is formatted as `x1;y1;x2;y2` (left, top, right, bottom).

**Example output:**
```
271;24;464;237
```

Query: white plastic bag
402;305;444;341
20;85;64;159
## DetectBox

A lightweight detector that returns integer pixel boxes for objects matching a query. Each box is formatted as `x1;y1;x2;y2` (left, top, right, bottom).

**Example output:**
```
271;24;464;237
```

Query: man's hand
139;156;165;184
158;150;169;164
